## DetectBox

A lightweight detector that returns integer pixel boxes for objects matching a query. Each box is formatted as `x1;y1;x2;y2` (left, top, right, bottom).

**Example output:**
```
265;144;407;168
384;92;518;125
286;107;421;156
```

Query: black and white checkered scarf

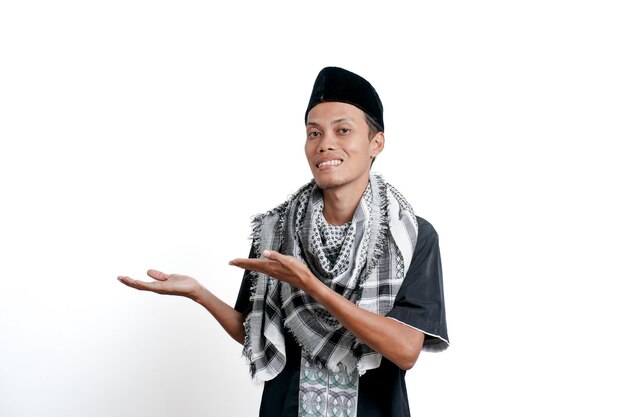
243;173;419;381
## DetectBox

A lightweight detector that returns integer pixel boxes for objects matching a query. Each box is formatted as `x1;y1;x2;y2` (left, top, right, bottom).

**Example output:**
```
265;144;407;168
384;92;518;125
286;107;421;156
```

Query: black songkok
305;67;384;131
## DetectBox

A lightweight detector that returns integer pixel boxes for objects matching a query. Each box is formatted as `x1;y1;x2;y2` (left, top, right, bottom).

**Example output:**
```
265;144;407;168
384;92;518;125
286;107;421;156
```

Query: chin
313;176;345;191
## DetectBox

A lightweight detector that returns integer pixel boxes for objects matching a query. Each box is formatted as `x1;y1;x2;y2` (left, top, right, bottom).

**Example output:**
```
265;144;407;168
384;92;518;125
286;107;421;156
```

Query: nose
317;132;337;153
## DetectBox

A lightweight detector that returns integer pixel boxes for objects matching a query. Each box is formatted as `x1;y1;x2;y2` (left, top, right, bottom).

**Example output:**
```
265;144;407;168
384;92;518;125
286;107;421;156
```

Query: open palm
117;269;200;298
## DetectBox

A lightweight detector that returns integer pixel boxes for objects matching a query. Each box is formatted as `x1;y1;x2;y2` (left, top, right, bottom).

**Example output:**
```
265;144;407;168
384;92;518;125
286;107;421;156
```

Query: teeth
318;159;342;168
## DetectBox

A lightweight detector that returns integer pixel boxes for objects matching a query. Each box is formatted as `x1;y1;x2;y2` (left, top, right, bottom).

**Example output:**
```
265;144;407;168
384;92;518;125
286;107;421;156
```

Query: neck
322;175;370;225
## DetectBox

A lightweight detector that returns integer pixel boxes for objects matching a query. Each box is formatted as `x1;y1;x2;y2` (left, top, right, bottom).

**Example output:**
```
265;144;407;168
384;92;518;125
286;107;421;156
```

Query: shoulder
404;216;441;270
415;216;439;243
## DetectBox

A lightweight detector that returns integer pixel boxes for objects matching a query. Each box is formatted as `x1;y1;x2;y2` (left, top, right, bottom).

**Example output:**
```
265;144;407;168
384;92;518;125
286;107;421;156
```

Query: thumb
147;269;171;281
262;249;282;261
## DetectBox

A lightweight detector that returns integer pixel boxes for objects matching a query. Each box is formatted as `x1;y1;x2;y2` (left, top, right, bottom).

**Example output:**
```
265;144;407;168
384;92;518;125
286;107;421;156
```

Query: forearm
304;278;424;370
190;286;245;345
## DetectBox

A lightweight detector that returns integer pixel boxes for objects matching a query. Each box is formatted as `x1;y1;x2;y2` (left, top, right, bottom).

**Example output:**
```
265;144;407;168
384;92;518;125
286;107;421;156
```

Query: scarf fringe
243;181;316;377
358;174;391;292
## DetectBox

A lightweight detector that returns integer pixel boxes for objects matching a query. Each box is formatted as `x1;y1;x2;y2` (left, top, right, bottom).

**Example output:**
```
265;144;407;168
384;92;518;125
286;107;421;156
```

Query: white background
1;1;625;416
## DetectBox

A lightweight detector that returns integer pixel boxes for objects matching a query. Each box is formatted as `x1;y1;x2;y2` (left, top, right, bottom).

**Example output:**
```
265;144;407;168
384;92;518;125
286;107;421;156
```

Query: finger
261;250;285;263
147;269;170;281
261;249;273;259
229;258;276;274
229;258;261;268
117;276;163;292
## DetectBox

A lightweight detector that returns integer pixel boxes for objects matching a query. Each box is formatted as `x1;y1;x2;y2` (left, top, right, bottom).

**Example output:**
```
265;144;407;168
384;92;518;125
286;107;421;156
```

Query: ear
369;132;385;158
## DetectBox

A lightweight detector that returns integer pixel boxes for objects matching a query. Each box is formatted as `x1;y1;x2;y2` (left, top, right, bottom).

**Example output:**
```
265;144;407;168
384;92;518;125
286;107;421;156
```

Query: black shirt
235;217;448;417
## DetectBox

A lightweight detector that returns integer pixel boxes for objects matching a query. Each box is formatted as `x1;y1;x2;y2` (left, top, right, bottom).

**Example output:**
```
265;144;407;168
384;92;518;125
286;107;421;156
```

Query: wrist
301;272;323;296
187;281;207;303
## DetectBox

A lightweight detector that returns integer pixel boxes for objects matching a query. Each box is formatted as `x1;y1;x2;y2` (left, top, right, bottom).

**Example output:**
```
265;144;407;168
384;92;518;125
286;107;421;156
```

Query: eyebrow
306;118;355;127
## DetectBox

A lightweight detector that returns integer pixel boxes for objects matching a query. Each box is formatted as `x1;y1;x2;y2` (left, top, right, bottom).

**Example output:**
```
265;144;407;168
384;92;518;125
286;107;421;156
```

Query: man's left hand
229;250;314;291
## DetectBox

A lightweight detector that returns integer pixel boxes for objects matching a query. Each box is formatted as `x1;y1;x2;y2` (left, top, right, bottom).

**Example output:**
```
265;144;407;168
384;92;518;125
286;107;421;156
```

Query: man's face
305;102;384;191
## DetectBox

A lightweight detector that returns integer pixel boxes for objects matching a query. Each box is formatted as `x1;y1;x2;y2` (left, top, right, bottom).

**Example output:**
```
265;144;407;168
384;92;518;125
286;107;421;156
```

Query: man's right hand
117;268;245;344
117;269;201;300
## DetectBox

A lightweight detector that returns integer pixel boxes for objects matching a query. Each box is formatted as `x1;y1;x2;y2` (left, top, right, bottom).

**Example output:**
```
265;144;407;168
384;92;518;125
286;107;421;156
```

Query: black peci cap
305;67;384;131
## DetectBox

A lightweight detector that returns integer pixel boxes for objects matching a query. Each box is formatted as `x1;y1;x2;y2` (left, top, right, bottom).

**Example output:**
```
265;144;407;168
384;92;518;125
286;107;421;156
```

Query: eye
338;128;351;135
308;130;321;138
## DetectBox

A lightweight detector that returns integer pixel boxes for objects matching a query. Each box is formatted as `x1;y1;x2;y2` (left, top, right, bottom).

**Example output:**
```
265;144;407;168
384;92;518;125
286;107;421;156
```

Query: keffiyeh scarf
243;174;419;415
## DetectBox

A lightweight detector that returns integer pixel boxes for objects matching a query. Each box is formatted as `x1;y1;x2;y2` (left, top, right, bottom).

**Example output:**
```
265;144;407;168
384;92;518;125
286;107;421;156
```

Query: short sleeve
234;246;256;315
386;217;450;352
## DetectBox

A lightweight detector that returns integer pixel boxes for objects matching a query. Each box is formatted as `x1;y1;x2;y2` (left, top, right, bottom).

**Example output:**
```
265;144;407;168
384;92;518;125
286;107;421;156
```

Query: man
118;66;449;417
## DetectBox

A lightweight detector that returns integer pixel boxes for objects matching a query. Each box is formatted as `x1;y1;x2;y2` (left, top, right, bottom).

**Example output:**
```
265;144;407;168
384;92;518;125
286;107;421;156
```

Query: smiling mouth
317;159;343;169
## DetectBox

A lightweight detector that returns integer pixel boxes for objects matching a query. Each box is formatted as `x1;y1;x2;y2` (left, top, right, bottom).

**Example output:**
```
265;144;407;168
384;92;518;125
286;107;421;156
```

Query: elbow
399;360;416;371
396;346;421;370
232;330;245;346
394;331;425;370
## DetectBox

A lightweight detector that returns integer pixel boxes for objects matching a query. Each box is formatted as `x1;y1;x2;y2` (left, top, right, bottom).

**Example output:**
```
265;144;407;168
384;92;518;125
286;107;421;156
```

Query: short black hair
364;112;383;138
364;112;383;166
